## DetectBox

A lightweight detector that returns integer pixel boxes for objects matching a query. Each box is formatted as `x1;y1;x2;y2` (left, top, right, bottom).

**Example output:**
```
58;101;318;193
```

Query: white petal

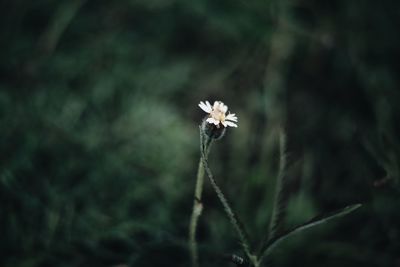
225;121;238;127
205;101;212;110
226;117;237;122
217;102;226;111
199;101;212;113
226;113;238;122
213;101;219;109
206;117;220;125
206;117;214;123
220;103;228;113
221;121;227;127
199;101;208;111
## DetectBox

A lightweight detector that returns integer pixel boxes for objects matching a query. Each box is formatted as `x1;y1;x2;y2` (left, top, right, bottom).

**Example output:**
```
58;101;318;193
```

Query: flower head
198;101;238;128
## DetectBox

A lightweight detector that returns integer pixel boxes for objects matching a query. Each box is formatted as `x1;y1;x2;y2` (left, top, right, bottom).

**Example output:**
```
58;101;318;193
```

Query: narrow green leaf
259;204;362;260
268;129;289;240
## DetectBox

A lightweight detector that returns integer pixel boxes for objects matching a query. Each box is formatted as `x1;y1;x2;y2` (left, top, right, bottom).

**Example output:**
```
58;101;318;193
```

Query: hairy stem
200;142;257;266
189;131;211;267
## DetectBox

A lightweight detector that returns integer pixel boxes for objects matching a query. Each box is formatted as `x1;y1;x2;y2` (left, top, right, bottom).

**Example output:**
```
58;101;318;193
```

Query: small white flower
198;100;238;128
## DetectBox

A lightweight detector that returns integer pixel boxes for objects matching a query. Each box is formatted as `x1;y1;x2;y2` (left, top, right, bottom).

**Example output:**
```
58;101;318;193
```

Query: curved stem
200;144;258;266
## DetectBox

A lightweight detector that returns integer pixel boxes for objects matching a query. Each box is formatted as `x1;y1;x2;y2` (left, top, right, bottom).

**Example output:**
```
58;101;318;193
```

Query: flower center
211;109;225;122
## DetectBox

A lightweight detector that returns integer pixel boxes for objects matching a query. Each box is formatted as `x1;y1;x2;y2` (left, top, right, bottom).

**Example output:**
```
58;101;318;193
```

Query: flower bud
201;118;226;140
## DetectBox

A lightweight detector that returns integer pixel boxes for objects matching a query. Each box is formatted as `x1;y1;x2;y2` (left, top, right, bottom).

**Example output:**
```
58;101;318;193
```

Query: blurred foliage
1;0;400;266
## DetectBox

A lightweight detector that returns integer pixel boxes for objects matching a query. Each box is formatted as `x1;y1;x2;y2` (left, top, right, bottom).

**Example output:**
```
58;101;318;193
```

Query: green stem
189;132;211;267
200;143;258;266
188;159;205;267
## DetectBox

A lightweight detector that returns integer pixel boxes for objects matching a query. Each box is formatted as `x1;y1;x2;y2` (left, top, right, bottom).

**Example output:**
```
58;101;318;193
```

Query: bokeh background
1;0;400;266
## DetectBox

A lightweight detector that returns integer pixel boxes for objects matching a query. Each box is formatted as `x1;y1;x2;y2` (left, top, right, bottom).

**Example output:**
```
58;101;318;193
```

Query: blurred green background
1;0;400;266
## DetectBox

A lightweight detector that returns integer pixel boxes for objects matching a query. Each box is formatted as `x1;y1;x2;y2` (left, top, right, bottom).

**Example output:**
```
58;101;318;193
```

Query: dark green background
1;0;399;266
